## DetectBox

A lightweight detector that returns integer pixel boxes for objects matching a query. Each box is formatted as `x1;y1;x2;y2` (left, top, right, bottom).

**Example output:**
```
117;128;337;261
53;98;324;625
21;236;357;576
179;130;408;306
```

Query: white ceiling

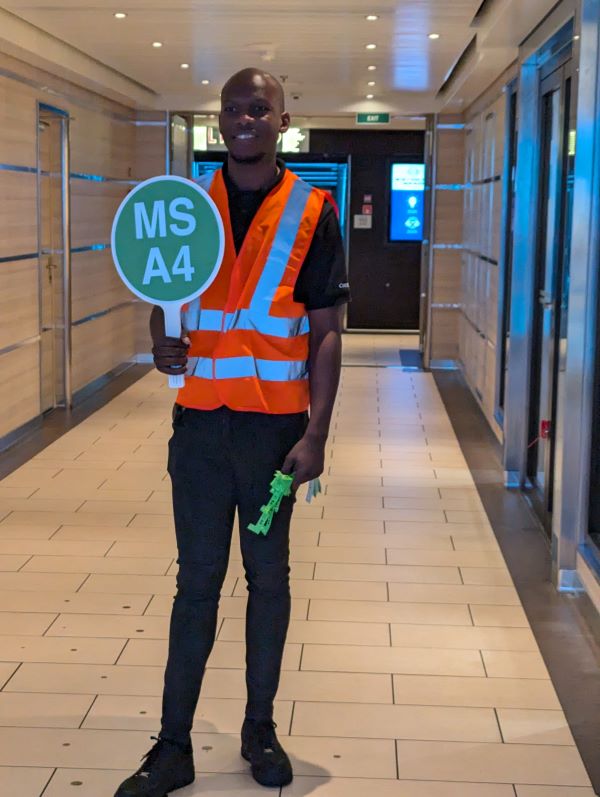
0;0;562;117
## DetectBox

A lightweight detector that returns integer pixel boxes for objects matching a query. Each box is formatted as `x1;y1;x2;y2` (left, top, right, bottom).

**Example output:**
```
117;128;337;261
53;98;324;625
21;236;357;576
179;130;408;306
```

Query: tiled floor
0;334;595;796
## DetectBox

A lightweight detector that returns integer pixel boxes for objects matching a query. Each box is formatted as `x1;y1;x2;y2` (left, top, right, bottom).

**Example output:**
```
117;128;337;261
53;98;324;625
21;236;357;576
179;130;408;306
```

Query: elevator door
527;63;574;526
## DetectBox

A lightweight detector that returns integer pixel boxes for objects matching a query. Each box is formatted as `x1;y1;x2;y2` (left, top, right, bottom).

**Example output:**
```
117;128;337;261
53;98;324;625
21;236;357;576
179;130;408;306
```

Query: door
38;104;71;411
346;155;422;330
527;63;574;526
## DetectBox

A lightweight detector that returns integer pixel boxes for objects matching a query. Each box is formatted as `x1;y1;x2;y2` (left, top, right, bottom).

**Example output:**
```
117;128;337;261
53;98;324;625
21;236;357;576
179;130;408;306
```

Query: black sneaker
114;736;195;797
241;719;293;788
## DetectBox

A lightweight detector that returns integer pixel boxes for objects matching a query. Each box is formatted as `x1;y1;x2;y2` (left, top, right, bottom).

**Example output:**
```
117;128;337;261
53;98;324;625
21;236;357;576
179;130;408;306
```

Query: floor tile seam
36;767;57;797
0;726;582;749
0;697;567;714
294;667;552;681
20;769;595;791
40;615;61;637
77;693;99;730
1;639;546;653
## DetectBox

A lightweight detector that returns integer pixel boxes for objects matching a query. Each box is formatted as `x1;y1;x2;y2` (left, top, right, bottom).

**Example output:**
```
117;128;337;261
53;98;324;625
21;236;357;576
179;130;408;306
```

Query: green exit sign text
356;113;390;125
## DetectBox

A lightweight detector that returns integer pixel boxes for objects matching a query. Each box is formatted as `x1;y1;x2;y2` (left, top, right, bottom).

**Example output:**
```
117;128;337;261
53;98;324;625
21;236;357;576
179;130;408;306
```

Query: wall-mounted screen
389;163;426;242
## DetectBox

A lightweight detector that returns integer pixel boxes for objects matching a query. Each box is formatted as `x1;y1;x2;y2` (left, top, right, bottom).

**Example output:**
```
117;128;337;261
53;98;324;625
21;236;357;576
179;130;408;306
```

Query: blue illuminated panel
389;163;426;242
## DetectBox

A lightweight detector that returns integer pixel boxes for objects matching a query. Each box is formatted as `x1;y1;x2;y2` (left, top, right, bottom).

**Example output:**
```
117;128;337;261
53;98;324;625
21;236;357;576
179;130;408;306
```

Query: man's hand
150;305;190;376
282;433;327;491
152;333;190;376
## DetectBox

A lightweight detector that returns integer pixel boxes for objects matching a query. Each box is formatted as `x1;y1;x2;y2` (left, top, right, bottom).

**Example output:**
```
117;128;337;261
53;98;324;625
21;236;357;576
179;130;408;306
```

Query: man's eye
253;106;269;115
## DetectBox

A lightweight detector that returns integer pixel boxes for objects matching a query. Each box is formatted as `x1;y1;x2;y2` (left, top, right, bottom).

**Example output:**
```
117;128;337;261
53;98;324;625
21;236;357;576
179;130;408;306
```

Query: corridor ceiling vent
436;35;478;100
472;0;498;25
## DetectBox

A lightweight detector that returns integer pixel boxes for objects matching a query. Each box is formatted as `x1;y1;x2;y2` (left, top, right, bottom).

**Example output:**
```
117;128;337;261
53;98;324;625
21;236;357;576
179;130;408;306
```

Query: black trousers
160;405;307;746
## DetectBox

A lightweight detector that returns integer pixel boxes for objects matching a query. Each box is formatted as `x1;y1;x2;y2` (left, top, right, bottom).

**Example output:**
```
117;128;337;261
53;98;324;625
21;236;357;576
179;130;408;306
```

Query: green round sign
111;175;225;305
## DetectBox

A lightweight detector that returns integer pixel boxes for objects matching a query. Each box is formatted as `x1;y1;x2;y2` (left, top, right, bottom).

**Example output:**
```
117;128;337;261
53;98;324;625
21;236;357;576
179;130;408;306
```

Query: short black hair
221;68;285;110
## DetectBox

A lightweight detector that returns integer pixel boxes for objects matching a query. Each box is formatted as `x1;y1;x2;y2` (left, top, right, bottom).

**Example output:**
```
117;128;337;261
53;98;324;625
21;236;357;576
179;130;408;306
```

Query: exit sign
356;113;390;125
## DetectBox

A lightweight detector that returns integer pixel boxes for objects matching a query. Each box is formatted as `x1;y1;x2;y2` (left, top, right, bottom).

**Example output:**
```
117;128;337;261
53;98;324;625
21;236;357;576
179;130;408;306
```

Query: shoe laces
138;736;167;773
251;720;278;753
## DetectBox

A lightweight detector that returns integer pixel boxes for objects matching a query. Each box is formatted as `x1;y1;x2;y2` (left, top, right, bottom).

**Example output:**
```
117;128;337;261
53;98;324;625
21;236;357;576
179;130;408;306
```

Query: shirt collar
222;158;286;196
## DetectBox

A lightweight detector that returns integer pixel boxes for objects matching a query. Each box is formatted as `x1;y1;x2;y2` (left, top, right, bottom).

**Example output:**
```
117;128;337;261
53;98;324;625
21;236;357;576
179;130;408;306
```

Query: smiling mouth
233;132;257;140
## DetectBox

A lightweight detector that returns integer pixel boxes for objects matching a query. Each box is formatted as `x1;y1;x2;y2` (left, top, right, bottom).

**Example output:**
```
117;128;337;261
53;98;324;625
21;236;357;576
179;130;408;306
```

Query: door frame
526;62;573;531
503;18;574;488
558;0;600;593
36;101;72;410
494;82;518;427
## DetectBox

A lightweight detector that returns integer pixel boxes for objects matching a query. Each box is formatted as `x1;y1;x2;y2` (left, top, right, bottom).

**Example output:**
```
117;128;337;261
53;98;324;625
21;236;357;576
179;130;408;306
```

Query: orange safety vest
176;167;325;414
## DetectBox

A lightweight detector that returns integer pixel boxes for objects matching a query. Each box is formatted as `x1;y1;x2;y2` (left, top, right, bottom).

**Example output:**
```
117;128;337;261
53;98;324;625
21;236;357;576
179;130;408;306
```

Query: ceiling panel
4;1;482;111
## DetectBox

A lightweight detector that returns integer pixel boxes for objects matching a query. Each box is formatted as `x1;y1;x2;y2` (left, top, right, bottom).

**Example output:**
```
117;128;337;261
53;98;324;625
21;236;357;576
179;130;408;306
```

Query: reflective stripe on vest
194;172;215;192
182;305;310;338
185;173;312;342
189;356;308;381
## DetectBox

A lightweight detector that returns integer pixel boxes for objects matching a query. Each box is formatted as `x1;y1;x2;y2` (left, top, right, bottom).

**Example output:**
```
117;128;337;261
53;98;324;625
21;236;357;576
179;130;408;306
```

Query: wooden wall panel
0;344;41;438
430;309;459;361
429;122;465;363
0;75;37;166
70;181;129;248
135;122;168;181
72;305;137;393
434;191;464;244
70;114;135;180
432;250;461;304
135;302;152;356
459;80;510;443
0;171;37;258
436;132;465;185
0;51;163;444
71;250;132;322
0;259;39;351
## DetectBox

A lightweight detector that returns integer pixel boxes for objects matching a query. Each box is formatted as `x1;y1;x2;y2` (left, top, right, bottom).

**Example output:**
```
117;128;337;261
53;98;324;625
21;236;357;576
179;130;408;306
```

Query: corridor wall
0;51;166;444
460;66;517;442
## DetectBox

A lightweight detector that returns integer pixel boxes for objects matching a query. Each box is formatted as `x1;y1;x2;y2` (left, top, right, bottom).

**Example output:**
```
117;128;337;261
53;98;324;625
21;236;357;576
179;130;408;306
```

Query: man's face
219;75;290;164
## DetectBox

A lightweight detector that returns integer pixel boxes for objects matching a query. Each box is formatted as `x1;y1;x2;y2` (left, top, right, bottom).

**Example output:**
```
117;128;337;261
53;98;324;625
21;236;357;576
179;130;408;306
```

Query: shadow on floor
434;369;600;793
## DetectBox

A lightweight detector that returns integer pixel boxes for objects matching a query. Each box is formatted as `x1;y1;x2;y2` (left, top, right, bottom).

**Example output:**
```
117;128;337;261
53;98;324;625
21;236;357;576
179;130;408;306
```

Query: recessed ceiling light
114;12;127;19
368;65;377;71
368;81;376;86
201;79;210;85
366;15;379;21
152;41;163;48
180;63;190;69
366;94;374;99
366;43;377;50
429;33;440;40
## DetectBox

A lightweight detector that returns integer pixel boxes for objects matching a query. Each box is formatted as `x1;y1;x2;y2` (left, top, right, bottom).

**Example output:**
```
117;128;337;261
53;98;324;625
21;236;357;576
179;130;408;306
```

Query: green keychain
248;471;293;536
248;471;323;536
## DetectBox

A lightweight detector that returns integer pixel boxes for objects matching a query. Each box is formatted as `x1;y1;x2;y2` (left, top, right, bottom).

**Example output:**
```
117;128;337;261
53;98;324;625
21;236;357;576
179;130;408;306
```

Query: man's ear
280;111;291;134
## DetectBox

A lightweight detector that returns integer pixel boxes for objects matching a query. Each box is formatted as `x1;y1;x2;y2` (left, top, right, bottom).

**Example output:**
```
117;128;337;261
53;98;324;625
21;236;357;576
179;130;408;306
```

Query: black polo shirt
222;160;350;311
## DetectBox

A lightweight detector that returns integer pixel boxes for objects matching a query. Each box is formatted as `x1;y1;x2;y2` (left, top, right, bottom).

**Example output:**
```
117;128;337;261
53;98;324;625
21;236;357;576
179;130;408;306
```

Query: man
115;67;349;797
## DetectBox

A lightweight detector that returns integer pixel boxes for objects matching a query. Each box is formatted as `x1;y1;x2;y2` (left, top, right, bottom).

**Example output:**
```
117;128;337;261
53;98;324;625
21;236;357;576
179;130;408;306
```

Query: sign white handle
163;304;185;390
